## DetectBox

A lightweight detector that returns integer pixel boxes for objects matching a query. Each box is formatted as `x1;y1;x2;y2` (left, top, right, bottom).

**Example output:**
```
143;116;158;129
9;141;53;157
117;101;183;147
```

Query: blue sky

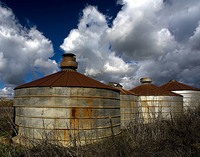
0;0;200;98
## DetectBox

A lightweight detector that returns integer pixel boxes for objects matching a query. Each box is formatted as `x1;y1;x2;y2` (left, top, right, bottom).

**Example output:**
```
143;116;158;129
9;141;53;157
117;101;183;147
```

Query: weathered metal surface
160;80;200;110
13;87;120;146
171;90;200;110
120;94;138;128
129;78;183;123
107;82;139;128
137;96;183;123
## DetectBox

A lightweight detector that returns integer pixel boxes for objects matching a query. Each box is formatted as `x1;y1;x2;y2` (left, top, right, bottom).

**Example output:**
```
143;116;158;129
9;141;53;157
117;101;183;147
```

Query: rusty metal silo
13;53;121;146
129;78;183;123
108;82;139;128
160;80;200;111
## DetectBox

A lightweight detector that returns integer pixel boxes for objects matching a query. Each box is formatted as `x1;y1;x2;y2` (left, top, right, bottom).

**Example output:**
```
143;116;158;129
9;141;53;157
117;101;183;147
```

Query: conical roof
14;71;119;91
160;80;200;91
129;78;181;96
14;54;120;92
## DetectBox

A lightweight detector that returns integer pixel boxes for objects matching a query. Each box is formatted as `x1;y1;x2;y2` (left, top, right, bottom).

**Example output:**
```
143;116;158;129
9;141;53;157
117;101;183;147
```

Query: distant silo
13;53;121;146
129;78;183;123
108;82;139;128
160;79;200;110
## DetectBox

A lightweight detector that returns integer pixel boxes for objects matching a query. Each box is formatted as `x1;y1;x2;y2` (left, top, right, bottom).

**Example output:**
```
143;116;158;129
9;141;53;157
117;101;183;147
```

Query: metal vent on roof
108;82;137;95
140;78;152;84
60;53;78;71
108;82;123;89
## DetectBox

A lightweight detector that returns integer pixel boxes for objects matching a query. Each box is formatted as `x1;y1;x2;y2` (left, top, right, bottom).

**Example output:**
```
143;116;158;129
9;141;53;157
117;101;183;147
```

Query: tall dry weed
1;104;200;156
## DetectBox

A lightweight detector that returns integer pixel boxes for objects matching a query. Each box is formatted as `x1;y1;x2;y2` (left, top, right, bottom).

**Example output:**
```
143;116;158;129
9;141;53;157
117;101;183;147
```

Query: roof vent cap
108;82;123;89
140;78;152;84
169;79;176;82
60;53;78;71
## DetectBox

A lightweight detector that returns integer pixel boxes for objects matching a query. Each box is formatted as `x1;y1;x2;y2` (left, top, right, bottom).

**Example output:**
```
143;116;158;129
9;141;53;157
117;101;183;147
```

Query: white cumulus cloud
0;3;59;98
60;6;138;88
0;87;14;99
61;0;200;90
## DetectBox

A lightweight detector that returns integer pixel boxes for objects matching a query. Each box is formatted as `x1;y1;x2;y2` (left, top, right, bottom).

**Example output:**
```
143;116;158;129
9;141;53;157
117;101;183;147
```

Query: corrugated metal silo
108;82;139;128
13;53;121;146
160;80;200;110
129;78;183;123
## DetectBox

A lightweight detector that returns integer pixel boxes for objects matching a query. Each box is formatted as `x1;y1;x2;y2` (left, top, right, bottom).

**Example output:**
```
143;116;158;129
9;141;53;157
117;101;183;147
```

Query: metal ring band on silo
121;118;138;121
121;112;139;114
13;105;120;109
120;99;138;101
134;111;183;113
134;105;183;108
15;114;120;119
127;106;183;107
136;111;183;113
15;123;121;130
137;100;183;102
14;95;120;100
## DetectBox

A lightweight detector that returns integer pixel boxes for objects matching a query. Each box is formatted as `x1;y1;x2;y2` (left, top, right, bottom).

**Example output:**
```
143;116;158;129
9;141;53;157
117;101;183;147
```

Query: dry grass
0;103;200;156
0;98;13;107
74;107;200;157
0;98;14;137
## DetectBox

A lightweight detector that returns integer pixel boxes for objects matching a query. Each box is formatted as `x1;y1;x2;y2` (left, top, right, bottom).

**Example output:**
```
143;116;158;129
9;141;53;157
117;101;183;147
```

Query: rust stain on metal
55;118;60;128
70;107;80;129
97;99;101;118
88;98;93;117
71;107;76;117
63;130;68;145
54;129;59;140
142;101;146;107
83;98;94;126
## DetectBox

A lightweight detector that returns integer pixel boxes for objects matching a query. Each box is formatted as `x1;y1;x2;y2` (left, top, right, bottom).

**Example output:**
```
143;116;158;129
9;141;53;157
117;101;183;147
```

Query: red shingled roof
14;70;120;92
129;83;181;96
160;80;200;91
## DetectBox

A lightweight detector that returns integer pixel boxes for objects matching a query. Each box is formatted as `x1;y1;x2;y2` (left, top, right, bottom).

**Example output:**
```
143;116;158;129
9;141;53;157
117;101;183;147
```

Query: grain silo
108;82;139;128
129;78;183;123
12;53;121;146
160;79;200;110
